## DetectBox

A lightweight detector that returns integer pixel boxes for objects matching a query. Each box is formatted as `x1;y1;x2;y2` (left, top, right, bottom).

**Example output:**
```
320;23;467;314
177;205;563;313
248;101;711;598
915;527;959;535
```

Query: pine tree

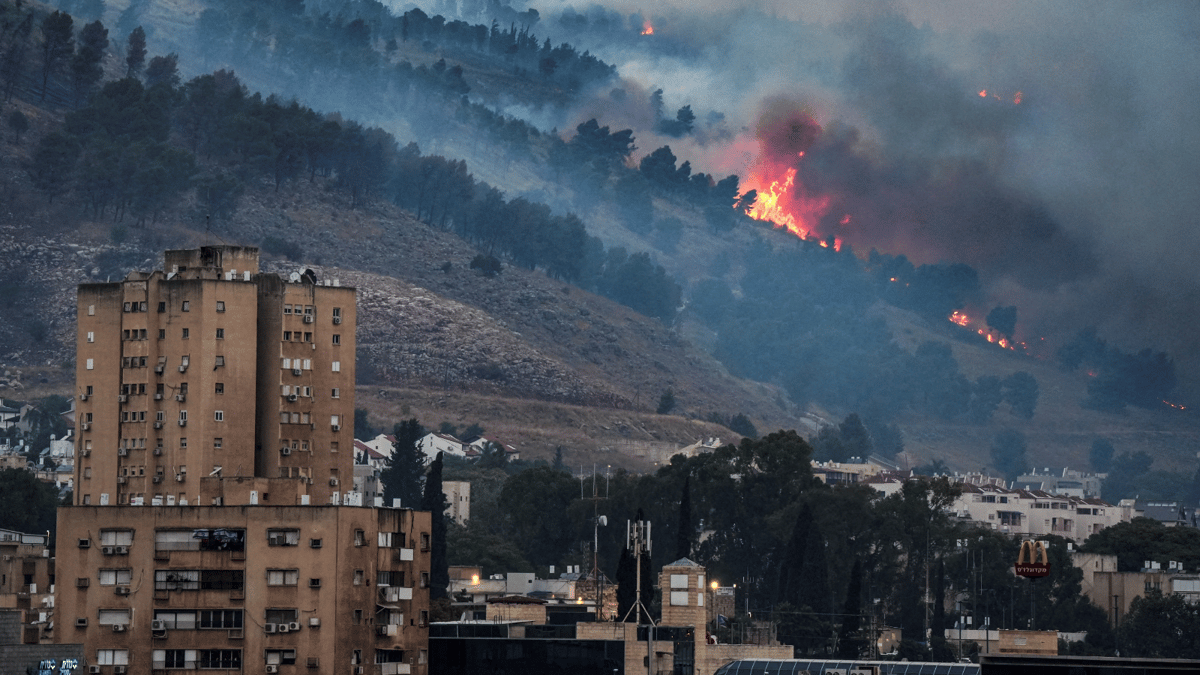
125;26;147;78
71;20;109;107
421;451;449;600
39;11;75;101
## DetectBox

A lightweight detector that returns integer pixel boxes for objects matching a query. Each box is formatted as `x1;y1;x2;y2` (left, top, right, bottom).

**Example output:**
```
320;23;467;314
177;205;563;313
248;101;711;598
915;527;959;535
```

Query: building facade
59;247;431;674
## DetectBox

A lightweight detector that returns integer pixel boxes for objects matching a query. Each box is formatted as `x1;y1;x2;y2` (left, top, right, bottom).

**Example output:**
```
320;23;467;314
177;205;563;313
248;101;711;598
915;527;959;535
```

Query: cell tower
622;518;655;625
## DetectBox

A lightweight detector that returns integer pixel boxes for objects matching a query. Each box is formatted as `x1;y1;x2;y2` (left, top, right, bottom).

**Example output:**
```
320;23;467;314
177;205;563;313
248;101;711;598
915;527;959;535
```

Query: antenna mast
622;518;654;625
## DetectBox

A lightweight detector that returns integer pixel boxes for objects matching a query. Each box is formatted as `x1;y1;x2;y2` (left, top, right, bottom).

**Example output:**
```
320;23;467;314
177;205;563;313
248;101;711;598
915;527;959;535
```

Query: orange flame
743;166;833;244
641;21;654;35
947;311;1024;352
978;90;988;98
950;311;971;327
1014;91;1023;105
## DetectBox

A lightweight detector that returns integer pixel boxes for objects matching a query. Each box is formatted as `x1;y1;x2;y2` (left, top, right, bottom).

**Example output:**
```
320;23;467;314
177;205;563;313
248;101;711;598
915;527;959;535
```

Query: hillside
3;0;1200;487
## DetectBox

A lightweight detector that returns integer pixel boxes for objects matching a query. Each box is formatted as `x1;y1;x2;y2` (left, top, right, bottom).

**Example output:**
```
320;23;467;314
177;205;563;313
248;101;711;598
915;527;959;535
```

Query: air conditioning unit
303;315;314;323
101;547;115;556
116;546;129;555
88;667;100;674
307;657;320;668
333;316;342;325
277;624;290;634
116;476;127;484
155;365;164;374
112;624;127;633
266;666;280;674
308;617;321;628
81;423;91;431
151;620;167;631
329;478;339;487
153;421;163;429
331;425;340;432
175;474;185;482
76;578;89;587
115;586;130;596
287;394;298;402
154;393;163;400
82;449;91;457
292;368;302;376
178;365;187;372
178;419;186;427
80;394;89;401
264;623;278;634
288;622;300;631
118;448;128;456
152;475;163;483
281;447;292;456
175;394;186;402
76;618;88;628
153;447;162;455
118;395;127;403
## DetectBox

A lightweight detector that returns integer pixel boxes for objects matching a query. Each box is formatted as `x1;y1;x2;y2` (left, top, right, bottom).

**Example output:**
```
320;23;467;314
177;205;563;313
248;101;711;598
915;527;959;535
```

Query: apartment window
123;302;131;312
215;382;224;394
267;529;300;547
304;305;314;316
352;610;363;625
354;530;366;546
85;412;93;423
156;410;164;422
213;438;222;450
86;385;93;396
283;331;292;341
87;331;94;343
96;650;129;666
265;608;298;625
331;361;341;372
98;569;132;586
214;411;224;422
182;328;189;339
353;570;364;586
420;533;431;551
199;610;242;629
282;358;291;369
420;572;430;588
85;359;93;370
216;328;224;339
88;304;95;315
216;301;225;312
99;530;134;546
331;388;340;398
157;301;166;313
267;569;299;586
215;355;225;367
283;304;292;315
181;301;190;311
179;410;187;423
265;649;297;666
157;650;191;669
330;441;338;453
154;611;195;630
301;332;310;342
84;467;91;479
198;651;241;669
98;609;131;626
302;359;311;369
333;307;342;320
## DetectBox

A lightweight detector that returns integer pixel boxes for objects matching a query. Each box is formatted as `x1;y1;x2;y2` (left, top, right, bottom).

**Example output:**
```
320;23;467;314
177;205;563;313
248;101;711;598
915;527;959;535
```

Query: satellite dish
289;272;301;283
598;516;607;526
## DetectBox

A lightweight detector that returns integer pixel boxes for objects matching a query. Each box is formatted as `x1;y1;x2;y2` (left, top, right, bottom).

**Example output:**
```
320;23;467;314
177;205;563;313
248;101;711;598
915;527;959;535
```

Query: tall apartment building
58;247;432;674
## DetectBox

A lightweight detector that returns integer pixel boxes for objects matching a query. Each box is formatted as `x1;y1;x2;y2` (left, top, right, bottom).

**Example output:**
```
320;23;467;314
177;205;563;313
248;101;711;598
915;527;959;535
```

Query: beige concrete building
58;247;432;674
73;246;356;508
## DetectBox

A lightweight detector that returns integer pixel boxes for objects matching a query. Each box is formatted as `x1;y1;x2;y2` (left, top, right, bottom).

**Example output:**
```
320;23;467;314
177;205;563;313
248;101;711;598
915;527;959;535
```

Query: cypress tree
837;558;865;658
421;451;449;600
674;476;692;561
381;418;425;508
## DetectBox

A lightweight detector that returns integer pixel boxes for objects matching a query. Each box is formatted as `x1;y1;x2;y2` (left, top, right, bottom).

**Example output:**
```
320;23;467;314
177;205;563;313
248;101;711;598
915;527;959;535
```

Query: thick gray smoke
535;0;1200;396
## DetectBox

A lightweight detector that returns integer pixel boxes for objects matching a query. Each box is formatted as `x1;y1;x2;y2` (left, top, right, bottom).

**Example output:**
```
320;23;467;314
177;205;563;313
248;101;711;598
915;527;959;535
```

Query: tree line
380;423;1200;660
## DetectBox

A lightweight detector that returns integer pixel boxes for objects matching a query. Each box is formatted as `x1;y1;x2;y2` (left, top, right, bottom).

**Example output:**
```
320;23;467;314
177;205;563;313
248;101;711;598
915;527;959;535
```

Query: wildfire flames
946;311;1026;352
740;108;848;250
641;21;654;35
978;88;1023;105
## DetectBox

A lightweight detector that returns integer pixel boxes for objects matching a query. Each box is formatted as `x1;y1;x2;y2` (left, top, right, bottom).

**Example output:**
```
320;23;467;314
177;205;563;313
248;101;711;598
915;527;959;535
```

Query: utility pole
583;466;609;620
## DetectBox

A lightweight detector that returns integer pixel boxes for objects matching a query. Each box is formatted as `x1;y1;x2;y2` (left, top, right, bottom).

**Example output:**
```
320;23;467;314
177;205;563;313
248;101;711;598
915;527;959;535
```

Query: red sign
1015;563;1050;578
